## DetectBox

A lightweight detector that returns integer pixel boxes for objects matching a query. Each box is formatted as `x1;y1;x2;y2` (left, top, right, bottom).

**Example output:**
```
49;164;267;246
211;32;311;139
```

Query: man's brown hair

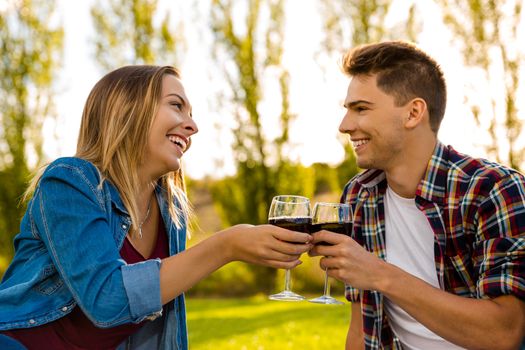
342;41;447;133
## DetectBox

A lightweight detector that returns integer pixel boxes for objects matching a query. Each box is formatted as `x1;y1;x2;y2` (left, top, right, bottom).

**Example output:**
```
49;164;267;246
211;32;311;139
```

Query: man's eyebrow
343;100;373;109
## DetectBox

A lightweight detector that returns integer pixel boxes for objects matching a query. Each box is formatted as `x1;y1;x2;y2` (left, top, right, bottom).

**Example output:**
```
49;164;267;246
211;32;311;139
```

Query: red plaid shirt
343;142;525;349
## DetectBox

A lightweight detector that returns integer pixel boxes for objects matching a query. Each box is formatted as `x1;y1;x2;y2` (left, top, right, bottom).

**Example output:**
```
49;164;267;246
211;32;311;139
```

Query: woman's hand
222;224;313;269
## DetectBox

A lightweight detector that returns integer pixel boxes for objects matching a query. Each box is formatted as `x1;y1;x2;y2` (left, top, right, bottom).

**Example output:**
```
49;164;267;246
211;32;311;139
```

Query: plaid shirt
342;141;525;350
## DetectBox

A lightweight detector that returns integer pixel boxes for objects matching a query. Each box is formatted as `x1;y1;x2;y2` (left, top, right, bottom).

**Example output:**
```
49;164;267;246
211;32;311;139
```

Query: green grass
186;296;351;349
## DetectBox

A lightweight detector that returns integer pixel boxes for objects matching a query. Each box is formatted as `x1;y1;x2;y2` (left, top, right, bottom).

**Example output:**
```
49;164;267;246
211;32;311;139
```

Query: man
310;41;525;349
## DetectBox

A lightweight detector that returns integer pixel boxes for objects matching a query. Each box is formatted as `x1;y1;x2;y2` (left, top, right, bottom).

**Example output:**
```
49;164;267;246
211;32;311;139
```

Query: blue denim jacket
0;157;188;349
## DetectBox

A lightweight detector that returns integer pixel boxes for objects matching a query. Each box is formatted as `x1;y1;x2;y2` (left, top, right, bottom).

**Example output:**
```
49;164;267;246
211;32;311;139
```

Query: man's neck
385;136;437;199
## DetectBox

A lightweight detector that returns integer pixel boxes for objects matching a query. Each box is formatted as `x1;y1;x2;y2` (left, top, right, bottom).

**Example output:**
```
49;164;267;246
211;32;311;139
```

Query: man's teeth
353;139;369;147
168;135;187;150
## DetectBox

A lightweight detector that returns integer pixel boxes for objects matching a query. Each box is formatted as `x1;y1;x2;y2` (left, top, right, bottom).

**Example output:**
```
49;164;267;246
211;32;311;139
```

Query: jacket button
122;224;127;229
62;307;68;312
29;319;36;324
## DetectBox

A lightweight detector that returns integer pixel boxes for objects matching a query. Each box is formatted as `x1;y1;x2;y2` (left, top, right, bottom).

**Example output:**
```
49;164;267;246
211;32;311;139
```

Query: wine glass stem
284;269;292;292
323;269;331;297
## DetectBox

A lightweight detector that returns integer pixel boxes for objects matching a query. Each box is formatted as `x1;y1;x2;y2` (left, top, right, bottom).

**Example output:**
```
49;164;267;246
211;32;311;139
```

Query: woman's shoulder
42;157;102;184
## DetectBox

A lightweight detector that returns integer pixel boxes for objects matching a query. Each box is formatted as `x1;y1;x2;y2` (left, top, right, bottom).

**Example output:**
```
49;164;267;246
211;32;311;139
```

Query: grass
186;295;351;349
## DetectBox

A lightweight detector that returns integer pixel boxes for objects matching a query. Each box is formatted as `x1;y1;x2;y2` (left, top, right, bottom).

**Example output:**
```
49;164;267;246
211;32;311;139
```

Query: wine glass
308;202;352;305
268;195;311;301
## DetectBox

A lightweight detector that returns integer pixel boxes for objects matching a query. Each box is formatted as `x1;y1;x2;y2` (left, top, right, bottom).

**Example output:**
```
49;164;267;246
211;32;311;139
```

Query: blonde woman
0;65;312;350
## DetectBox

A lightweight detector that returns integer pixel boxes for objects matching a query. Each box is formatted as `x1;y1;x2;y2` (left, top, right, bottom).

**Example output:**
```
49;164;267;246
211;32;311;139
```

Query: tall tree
91;0;182;70
0;0;63;268
437;0;524;170
210;0;315;225
209;0;315;292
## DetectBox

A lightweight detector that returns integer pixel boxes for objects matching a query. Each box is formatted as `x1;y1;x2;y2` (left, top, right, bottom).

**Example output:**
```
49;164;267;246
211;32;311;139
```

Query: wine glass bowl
268;195;311;301
308;202;352;305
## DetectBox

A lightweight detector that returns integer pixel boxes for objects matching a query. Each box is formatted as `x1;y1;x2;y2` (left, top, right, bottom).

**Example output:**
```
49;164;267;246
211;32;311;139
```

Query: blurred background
1;0;524;348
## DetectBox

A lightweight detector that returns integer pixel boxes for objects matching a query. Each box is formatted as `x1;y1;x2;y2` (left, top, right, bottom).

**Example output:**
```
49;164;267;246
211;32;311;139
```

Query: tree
209;0;315;292
0;0;63;269
209;0;315;225
437;0;524;170
91;0;182;70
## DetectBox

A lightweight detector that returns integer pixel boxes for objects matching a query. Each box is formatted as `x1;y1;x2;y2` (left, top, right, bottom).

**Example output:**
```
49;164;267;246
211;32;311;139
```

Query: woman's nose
184;116;198;135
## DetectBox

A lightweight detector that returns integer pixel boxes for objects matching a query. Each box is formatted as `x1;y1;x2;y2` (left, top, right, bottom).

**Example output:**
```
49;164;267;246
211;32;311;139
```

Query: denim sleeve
33;160;162;327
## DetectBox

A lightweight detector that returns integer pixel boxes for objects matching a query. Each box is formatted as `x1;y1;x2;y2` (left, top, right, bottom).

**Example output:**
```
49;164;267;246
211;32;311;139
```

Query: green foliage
90;0;182;70
317;0;422;55
312;163;341;195
187;297;351;349
437;0;524;170
209;0;317;291
0;0;63;266
189;261;259;297
336;142;360;190
210;162;315;227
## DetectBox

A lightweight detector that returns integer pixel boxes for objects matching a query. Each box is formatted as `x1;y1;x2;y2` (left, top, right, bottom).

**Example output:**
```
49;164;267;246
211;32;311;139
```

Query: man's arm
346;302;364;350
311;233;525;350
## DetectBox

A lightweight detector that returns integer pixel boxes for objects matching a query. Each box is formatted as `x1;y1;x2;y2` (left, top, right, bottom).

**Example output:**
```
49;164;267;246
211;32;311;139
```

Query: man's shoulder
445;145;523;183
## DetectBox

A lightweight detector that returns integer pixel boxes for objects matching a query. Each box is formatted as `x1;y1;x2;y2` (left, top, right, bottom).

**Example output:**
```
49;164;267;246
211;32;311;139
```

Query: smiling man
310;41;525;350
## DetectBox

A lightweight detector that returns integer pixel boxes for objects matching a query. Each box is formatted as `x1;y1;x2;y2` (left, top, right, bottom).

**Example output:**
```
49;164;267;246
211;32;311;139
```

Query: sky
47;0;510;180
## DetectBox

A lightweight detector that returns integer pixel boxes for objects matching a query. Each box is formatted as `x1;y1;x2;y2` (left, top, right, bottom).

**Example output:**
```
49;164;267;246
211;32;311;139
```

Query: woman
0;65;312;349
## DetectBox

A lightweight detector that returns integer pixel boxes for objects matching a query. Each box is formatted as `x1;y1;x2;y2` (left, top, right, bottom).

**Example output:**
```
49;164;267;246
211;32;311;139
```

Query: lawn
186;296;351;349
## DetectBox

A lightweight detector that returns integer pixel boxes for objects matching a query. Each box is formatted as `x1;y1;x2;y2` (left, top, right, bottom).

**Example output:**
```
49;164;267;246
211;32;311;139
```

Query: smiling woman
0;64;313;350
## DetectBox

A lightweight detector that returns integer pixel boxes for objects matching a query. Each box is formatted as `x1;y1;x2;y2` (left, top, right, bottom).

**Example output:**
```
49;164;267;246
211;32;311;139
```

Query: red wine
310;222;352;245
268;216;312;233
310;222;352;236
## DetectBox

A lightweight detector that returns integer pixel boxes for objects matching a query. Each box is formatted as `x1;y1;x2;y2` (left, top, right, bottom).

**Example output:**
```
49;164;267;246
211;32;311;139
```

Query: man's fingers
311;231;346;245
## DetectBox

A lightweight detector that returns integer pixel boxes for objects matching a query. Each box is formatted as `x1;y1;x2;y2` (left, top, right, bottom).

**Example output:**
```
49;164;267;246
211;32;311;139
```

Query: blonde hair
26;65;191;231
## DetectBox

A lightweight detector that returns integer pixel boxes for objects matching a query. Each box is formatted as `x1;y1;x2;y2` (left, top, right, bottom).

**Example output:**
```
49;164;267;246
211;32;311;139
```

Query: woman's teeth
168;135;187;151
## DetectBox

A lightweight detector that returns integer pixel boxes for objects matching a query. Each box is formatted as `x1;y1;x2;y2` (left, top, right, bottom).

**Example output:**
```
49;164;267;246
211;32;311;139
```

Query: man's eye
355;106;367;112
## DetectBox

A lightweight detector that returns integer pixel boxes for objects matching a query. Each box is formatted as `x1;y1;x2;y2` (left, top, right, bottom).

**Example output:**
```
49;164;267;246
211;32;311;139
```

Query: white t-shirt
384;186;465;350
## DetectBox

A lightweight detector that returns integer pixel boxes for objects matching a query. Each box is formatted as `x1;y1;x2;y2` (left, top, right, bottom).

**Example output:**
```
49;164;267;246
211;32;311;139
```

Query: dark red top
2;221;168;350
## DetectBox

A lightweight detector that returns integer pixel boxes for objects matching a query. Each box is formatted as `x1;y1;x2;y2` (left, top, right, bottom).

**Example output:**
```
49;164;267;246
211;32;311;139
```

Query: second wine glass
309;202;352;305
268;195;311;301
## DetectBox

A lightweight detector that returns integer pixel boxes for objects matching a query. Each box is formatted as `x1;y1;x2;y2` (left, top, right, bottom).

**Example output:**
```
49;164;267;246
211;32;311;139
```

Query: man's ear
404;98;427;129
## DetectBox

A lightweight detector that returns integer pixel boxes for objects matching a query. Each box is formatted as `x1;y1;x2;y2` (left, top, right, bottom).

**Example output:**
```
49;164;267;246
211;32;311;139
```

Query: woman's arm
159;224;311;304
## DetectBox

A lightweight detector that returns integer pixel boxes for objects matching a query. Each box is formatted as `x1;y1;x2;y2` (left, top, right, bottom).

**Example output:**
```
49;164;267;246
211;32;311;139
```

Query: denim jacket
0;157;188;349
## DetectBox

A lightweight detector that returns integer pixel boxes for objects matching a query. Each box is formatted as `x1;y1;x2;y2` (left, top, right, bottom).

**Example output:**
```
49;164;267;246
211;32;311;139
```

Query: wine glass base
308;295;345;305
269;290;305;301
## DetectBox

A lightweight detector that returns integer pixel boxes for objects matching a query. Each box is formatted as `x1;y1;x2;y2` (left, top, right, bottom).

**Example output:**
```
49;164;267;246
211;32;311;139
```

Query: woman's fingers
264;224;312;244
263;258;303;270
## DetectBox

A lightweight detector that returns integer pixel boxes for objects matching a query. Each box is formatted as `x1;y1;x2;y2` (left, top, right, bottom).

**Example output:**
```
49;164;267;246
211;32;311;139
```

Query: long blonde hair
26;65;191;230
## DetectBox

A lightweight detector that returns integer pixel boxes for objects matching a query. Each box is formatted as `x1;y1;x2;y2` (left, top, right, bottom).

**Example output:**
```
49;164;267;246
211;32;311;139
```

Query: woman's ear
404;98;427;129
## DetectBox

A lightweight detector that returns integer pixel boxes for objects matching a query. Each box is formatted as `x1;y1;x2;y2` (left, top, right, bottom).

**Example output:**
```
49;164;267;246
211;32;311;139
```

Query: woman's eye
171;102;183;110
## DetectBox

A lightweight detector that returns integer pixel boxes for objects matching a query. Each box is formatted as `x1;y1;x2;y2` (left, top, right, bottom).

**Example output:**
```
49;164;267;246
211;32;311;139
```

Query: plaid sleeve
342;179;362;302
475;172;525;300
345;284;360;302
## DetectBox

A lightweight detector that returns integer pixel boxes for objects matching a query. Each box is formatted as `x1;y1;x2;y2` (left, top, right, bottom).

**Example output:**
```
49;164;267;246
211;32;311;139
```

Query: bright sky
48;0;503;180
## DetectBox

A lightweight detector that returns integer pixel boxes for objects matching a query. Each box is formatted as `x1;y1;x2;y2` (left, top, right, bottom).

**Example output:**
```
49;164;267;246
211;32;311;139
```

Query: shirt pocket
33;264;64;295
